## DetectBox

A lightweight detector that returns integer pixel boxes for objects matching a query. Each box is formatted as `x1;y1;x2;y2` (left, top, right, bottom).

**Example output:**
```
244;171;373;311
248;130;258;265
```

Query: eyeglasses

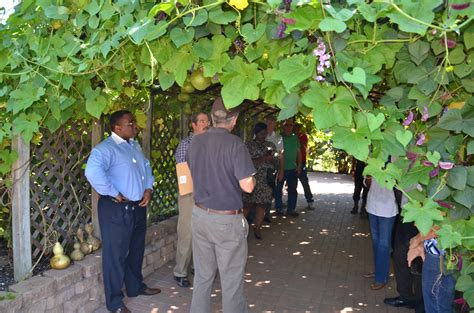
120;121;136;127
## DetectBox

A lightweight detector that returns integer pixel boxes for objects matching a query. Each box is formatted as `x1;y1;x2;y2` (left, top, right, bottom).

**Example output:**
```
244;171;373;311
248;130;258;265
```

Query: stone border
0;217;178;313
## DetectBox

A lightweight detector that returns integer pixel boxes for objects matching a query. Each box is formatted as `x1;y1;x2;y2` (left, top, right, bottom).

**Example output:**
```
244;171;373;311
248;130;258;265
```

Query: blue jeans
298;161;313;203
422;252;455;313
275;169;298;214
368;213;396;284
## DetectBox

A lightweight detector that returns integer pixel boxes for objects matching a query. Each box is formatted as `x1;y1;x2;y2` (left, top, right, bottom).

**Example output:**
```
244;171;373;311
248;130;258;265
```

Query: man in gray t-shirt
188;97;256;313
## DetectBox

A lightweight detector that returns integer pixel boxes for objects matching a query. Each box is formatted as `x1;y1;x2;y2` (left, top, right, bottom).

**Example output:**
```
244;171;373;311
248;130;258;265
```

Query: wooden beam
91;119;103;239
11;134;32;281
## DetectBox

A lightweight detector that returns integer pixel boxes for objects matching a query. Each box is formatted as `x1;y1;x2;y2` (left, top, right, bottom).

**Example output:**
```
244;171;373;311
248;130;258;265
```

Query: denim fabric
422;252;455;313
368;213;396;284
298;161;314;203
275;169;298;213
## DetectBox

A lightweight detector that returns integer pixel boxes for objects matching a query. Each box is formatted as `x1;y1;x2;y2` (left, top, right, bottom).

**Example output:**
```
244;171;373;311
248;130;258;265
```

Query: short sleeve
234;140;256;181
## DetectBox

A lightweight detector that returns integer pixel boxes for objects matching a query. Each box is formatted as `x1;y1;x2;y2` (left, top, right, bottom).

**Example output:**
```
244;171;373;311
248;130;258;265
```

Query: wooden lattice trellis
29;122;92;259
149;99;181;222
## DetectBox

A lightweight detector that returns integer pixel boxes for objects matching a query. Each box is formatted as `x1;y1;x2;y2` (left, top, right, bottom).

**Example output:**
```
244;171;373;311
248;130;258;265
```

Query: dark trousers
392;217;424;313
393;241;424;312
298;161;314;203
352;178;368;202
275;169;298;214
98;196;147;311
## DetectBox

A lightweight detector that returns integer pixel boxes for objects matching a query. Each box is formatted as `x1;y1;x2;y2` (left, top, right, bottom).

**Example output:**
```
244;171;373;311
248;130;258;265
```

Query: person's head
282;119;294;136
109;110;138;140
191;112;210;135
211;97;239;130
253;122;268;142
293;123;302;135
265;115;277;133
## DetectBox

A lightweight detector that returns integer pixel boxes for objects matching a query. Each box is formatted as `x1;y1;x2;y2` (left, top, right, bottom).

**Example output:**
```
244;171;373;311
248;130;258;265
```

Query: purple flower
317;65;325;73
441;38;456;49
429;167;439;177
276;23;287;38
314;75;325;81
406;151;418;160
451;3;470;10
439;161;454;170
403;111;414;126
421;106;429;121
422;160;434;167
435;200;454;209
416;133;426;146
281;18;296;25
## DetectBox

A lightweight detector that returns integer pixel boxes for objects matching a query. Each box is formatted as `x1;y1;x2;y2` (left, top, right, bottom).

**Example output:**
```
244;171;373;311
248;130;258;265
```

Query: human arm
85;147;120;198
239;176;256;193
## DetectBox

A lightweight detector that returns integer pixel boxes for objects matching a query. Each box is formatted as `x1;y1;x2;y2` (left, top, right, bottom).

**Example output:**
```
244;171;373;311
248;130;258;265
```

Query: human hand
114;193;127;203
277;171;284;182
296;167;302;176
364;176;372;188
139;189;153;207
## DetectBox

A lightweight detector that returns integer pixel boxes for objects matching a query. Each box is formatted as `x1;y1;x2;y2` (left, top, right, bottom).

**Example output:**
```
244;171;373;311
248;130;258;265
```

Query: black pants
99;196;147;311
393;230;424;312
352;178;368;202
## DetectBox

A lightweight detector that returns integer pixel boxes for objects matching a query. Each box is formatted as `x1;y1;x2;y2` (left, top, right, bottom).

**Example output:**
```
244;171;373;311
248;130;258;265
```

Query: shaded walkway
98;172;407;313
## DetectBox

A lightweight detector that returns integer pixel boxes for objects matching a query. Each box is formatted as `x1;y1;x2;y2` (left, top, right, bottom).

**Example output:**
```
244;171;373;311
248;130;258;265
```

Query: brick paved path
97;172;410;313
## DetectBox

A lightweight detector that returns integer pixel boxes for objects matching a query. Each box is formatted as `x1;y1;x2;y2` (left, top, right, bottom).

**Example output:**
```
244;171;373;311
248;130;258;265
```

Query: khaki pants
190;206;249;313
173;193;194;277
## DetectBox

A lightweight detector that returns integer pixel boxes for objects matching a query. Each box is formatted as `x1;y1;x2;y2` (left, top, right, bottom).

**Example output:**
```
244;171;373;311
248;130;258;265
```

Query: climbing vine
0;0;473;305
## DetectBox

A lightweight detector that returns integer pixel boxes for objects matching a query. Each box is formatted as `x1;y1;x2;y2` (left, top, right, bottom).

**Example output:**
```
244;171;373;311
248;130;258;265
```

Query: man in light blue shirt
85;110;160;313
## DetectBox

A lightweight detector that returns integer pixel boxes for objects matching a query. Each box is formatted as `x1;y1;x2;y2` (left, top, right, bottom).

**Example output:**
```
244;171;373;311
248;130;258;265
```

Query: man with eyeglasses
85;110;161;313
173;112;210;288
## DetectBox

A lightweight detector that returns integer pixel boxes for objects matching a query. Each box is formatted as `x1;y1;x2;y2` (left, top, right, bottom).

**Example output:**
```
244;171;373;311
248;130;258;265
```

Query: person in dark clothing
385;216;425;312
351;159;369;215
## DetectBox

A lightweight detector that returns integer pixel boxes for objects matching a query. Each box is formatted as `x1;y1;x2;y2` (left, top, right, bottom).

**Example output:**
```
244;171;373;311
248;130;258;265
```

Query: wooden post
11;134;32;281
142;95;153;159
91;119;102;239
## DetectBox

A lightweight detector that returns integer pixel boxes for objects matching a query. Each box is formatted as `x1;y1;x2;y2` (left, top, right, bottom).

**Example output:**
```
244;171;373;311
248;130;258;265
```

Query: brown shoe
111;305;131;313
370;282;387;290
139;287;161;296
363;272;375;279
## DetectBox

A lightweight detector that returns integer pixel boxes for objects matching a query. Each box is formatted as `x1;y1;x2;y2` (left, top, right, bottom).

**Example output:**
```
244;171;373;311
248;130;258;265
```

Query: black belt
196;203;242;215
102;195;140;205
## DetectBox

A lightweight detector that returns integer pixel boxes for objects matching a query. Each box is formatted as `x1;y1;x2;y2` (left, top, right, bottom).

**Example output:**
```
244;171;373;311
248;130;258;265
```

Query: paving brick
43;263;84;290
46;287;75;309
85;173;409;313
63;292;91;312
44;304;64;313
153;238;166;251
146;250;160;265
76;253;102;278
75;274;99;294
9;275;56;304
161;243;174;256
0;292;22;313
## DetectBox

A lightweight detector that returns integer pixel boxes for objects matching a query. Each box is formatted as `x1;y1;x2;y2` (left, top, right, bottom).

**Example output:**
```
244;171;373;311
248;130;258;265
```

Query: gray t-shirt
188;127;256;211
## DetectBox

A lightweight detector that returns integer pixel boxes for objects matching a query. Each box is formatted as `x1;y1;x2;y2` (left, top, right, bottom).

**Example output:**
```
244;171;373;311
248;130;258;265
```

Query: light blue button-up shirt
85;132;154;201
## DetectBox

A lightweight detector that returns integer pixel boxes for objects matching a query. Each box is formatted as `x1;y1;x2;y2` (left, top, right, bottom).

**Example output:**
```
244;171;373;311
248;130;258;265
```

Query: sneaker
275;211;285;216
287;212;299;217
307;202;315;210
350;207;358;214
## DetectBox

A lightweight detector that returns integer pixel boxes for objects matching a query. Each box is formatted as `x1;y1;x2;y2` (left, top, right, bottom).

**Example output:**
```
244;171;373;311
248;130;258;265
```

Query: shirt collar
111;132;134;145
